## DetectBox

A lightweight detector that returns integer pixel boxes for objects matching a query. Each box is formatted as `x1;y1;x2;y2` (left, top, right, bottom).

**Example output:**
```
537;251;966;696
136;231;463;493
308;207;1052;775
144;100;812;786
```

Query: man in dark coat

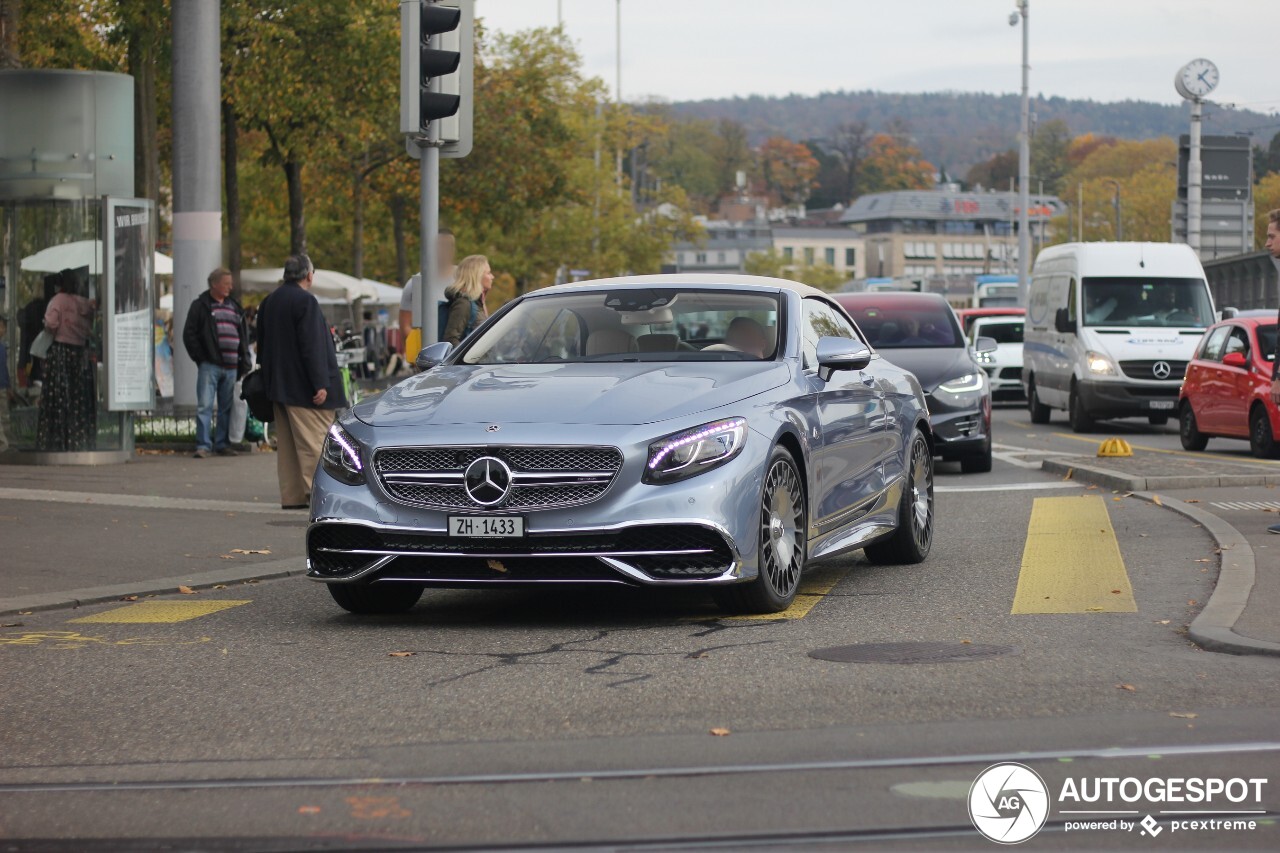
182;268;251;458
255;254;347;509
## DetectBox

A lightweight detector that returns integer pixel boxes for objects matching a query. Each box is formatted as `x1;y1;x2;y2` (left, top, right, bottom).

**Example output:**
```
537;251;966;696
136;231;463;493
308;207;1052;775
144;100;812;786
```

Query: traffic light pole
416;31;443;351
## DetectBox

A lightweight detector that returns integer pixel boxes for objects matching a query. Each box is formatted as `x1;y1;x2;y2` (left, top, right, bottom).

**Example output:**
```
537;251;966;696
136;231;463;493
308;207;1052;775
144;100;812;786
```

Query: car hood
353;361;792;427
873;347;977;393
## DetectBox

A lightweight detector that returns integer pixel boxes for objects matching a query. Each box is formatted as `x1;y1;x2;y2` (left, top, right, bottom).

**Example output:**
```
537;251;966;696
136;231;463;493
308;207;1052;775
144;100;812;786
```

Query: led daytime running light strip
648;418;746;470
328;424;363;471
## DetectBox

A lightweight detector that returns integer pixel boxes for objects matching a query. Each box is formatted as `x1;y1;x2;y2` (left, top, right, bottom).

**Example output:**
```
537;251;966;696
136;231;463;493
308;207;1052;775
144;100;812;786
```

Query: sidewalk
0;450;308;616
1039;448;1280;657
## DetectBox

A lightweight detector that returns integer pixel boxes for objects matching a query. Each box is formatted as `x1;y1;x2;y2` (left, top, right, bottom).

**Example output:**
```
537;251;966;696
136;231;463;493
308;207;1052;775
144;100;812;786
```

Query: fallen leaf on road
1111;589;1122;594
120;595;138;601
960;639;972;644
213;584;228;590
1139;533;1149;538
297;806;321;815
230;548;271;555
177;585;196;595
1086;484;1098;490
388;651;416;658
17;611;32;615
1157;620;1171;624
1;622;23;628
709;727;731;736
1085;606;1105;611
218;554;236;560
1194;559;1211;563
1169;712;1198;719
1113;497;1123;501
688;651;709;659
1152;495;1163;506
1185;499;1200;504
1116;684;1136;691
1063;469;1074;481
1188;600;1198;606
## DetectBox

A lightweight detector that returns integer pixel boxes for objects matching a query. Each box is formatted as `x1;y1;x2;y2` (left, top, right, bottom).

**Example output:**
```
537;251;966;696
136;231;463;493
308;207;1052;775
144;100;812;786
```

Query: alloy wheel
909;435;934;553
760;458;804;599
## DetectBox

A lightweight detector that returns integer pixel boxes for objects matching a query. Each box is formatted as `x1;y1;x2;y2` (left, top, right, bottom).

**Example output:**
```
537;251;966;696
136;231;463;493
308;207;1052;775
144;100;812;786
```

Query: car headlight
644;418;747;484
937;373;983;394
1086;350;1118;376
321;424;365;485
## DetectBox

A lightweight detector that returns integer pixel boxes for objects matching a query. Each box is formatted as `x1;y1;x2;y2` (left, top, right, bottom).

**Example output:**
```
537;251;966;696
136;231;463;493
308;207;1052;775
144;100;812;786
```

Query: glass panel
1257;325;1277;363
1082;277;1214;328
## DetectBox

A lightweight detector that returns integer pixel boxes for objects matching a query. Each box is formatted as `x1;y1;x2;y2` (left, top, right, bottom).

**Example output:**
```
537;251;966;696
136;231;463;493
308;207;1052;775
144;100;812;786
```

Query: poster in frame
104;196;156;411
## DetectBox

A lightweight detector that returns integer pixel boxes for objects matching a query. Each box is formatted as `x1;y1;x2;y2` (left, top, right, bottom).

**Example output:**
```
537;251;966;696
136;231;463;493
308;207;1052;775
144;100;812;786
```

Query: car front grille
1119;360;1188;381
373;445;623;511
307;522;736;582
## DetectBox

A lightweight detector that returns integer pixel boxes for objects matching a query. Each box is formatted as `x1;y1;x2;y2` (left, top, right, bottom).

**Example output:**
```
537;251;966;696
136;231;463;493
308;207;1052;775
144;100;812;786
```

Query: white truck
1022;242;1215;432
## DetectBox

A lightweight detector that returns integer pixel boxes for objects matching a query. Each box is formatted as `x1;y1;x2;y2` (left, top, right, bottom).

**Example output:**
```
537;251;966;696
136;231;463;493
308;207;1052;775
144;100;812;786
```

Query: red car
1179;313;1280;458
954;307;1025;337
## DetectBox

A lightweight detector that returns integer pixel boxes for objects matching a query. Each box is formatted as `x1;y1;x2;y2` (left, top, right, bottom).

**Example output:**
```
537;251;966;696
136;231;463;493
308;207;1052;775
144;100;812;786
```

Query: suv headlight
1086;350;1118;376
937;373;983;394
321;424;365;485
644;418;747;484
932;372;986;409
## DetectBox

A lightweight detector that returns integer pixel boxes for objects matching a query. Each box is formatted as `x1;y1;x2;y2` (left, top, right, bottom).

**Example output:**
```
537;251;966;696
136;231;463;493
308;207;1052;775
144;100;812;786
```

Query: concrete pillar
170;0;222;409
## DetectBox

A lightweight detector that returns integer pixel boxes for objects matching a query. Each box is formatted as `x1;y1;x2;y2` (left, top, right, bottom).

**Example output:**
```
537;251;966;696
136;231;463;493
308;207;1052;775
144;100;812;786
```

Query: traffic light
400;0;473;158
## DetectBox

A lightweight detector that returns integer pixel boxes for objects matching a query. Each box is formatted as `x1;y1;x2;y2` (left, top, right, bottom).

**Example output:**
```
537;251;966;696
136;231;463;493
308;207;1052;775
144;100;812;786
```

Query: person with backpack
440;255;493;347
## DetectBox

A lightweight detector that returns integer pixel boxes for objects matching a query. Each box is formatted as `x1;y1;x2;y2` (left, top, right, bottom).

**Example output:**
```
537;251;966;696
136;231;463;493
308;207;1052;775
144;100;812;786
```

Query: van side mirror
1054;307;1077;334
415;341;453;371
1220;307;1238;320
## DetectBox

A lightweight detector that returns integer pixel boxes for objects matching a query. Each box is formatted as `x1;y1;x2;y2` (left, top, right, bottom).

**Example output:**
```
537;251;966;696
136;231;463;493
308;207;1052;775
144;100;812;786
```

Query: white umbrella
238;268;378;302
20;239;173;275
361;279;403;306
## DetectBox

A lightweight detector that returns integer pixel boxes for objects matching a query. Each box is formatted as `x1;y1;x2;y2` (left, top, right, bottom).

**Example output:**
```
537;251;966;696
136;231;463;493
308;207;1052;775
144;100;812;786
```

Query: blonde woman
442;254;494;346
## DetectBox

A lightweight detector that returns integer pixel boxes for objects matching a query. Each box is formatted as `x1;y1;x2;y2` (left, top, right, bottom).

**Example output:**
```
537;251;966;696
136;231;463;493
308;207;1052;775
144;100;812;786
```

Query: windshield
841;302;963;348
459;288;782;365
973;320;1023;344
1260;324;1277;362
1082;277;1213;328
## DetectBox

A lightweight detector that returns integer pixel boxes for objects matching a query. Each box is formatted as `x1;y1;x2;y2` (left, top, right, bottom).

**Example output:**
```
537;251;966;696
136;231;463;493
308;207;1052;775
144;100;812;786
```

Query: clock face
1177;58;1219;99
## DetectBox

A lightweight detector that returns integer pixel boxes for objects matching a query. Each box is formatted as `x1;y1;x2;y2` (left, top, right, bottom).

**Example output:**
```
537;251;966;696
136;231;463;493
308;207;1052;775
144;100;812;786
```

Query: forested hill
669;90;1275;172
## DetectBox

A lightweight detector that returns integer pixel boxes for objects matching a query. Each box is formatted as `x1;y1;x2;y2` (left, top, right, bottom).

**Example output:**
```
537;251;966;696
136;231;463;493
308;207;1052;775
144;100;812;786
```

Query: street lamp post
1010;1;1030;306
1104;179;1122;241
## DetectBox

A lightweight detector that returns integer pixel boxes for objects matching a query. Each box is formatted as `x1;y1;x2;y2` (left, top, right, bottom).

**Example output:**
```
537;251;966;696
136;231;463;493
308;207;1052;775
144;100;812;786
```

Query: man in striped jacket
183;267;251;458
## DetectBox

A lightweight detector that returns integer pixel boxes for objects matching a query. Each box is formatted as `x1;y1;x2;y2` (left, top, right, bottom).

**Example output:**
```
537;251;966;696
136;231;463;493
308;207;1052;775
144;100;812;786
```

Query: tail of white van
1022;243;1215;432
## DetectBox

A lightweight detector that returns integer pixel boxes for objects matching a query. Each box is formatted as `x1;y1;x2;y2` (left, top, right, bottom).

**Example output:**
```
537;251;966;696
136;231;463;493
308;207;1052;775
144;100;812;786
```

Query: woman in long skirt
36;272;96;452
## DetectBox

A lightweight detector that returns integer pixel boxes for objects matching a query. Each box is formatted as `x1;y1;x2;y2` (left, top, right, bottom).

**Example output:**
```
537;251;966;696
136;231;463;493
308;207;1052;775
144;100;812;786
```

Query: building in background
665;220;773;274
770;226;864;280
838;189;1064;280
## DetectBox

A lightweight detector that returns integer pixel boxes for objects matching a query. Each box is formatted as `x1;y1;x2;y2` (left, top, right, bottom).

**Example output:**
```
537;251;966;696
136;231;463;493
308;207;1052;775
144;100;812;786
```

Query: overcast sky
475;0;1273;111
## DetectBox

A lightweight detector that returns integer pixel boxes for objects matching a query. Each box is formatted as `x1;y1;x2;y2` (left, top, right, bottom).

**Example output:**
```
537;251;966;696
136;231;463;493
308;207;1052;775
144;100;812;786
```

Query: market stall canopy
159;290;349;312
21;239;174;275
238;268;379;302
362;279;403;306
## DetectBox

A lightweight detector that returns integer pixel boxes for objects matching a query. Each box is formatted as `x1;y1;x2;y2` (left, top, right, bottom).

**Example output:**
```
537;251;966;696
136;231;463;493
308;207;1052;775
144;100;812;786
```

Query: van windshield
1082;277;1213;328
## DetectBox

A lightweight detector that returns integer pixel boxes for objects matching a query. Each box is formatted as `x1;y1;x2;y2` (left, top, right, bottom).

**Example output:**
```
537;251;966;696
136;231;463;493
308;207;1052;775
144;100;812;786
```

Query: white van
1022;242;1215;432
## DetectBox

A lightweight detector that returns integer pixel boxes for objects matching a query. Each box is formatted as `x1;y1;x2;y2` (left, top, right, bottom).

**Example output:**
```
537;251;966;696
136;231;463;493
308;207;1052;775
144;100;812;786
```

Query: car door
1219;326;1252;437
1191;325;1231;433
802;298;886;533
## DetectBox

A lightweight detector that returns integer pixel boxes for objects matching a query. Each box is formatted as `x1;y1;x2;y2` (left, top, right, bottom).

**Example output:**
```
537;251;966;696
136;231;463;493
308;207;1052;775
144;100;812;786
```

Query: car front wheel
866;431;934;564
715;446;806;615
327;581;424;614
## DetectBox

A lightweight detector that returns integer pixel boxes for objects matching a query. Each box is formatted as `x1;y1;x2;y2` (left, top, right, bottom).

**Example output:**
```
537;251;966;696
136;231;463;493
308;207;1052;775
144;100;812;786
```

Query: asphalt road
1;405;1278;850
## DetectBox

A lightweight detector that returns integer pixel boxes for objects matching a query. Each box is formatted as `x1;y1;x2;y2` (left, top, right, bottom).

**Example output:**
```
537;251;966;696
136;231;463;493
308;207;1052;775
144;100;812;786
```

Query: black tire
866;431;934;565
1148;414;1169;426
715;446;806;615
1068;383;1095;433
960;445;993;473
1250;405;1280;459
327;581;423;614
1028;377;1051;424
1179;401;1208;451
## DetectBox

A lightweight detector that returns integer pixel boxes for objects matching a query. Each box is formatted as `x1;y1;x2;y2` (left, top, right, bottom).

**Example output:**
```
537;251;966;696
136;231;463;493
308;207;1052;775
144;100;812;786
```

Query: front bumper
926;398;991;461
1077;379;1180;420
981;365;1025;399
307;420;772;588
307;518;742;586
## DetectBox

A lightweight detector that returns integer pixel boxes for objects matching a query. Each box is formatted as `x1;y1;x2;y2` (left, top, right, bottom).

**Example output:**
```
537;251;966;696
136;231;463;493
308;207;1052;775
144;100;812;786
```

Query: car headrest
637;333;679;352
585;328;639;355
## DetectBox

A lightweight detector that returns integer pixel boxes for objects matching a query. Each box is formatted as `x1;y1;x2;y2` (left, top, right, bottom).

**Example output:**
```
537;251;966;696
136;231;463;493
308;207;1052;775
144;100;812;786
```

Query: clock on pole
1175;58;1219;101
1174;59;1218;255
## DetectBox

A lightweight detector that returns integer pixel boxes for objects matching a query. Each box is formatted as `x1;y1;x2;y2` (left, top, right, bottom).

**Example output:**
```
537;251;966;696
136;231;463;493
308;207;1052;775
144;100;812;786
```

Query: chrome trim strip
379;471;615;485
598;557;741;586
372;576;629;586
381;472;465;483
307;555;397;584
314;547;717;559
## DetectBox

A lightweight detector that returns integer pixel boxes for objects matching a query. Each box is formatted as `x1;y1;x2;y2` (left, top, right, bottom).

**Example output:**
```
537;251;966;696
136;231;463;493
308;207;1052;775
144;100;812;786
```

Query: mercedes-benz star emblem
464;456;512;506
1152;361;1172;380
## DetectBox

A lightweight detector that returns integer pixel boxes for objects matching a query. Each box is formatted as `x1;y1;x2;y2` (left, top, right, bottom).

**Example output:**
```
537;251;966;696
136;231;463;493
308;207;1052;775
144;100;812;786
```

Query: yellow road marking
726;565;849;621
1050;432;1280;467
1012;495;1136;614
69;600;251;624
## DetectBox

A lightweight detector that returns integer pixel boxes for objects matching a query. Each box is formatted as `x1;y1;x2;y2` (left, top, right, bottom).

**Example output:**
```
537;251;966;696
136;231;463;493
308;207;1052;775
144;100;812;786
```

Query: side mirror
415;340;453;371
974;336;998;354
1222;351;1248;369
1054;307;1077;334
816;336;872;381
1220;307;1238;320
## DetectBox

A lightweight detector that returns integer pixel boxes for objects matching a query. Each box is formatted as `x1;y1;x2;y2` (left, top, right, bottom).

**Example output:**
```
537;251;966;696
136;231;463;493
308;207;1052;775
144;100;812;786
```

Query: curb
1129;492;1280;658
1041;458;1280;491
0;557;308;618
